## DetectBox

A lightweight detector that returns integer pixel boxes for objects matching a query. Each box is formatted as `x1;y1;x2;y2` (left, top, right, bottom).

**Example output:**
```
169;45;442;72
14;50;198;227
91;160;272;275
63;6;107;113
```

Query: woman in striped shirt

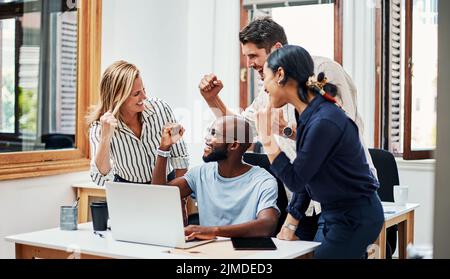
87;61;189;187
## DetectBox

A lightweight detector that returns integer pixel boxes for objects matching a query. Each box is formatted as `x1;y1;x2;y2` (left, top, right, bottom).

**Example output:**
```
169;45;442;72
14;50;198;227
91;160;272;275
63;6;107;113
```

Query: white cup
394;185;409;205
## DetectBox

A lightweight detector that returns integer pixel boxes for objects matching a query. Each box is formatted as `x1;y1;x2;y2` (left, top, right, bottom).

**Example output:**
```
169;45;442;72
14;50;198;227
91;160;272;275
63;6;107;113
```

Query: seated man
152;115;279;240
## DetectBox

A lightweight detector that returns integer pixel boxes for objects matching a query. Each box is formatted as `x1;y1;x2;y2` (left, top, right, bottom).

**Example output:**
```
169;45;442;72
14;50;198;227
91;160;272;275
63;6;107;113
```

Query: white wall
0;172;88;258
434;0;450;259
102;0;189;110
397;161;435;248
342;0;376;147
102;0;240;167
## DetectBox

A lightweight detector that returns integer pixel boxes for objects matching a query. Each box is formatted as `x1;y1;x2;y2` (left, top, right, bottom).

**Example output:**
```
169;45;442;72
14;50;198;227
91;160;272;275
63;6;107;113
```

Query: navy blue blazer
270;95;379;220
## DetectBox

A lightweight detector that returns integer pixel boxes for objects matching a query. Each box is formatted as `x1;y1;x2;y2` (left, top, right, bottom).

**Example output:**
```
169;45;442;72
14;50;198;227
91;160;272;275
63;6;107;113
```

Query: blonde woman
87;61;189;188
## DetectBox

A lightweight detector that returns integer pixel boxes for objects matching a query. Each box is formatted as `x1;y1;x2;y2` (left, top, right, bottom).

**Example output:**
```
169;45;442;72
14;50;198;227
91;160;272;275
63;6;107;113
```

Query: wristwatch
283;222;298;232
282;126;293;138
157;149;171;158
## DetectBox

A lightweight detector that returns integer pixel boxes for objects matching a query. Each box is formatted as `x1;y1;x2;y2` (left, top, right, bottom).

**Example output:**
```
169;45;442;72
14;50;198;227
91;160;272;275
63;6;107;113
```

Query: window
239;0;342;108
0;0;102;180
378;0;437;159
0;0;78;153
271;5;335;60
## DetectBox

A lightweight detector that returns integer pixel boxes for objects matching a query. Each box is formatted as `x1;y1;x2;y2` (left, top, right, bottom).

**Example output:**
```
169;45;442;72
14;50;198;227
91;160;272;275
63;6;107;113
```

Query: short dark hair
239;17;288;53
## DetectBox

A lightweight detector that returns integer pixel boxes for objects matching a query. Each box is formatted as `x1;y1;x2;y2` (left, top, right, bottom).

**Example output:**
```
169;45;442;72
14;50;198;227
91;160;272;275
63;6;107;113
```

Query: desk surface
72;181;103;190
5;223;320;259
382;202;419;221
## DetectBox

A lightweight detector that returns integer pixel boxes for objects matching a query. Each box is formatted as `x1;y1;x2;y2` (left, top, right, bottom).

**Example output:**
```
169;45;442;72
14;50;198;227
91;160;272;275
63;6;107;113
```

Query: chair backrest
368;148;399;258
243;152;288;235
368;148;399;202
41;133;75;149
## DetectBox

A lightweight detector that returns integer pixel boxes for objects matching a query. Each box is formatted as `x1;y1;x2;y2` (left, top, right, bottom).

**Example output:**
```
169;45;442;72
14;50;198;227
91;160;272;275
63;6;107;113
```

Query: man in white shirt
199;17;377;241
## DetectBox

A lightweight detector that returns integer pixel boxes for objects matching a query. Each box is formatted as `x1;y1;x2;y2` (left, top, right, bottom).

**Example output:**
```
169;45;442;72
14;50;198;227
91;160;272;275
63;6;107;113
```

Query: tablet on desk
231;237;277;250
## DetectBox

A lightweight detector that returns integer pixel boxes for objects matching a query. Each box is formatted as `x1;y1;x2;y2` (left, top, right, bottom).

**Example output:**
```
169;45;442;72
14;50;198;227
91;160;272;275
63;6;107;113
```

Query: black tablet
231;237;277;250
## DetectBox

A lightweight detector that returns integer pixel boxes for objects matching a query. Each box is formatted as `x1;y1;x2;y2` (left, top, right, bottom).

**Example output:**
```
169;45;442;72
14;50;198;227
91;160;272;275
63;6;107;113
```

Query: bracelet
157;149;171;158
283;222;298;232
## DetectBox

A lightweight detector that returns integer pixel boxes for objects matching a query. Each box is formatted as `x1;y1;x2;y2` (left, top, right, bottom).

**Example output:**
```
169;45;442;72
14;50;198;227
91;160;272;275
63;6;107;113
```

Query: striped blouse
89;98;189;186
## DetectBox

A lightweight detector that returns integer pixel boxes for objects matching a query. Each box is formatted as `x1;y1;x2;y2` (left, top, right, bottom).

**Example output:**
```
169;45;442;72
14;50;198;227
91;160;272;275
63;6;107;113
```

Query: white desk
6;223;321;259
373;202;419;259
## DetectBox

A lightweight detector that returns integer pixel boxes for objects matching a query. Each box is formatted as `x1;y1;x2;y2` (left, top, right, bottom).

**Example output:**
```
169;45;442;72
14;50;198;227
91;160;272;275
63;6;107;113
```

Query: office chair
41;133;75;149
243;152;289;236
368;148;399;259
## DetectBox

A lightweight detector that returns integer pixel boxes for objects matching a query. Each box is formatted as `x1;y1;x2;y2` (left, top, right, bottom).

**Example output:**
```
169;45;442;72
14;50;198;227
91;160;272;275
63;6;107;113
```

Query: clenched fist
160;123;185;150
99;111;118;140
199;74;224;101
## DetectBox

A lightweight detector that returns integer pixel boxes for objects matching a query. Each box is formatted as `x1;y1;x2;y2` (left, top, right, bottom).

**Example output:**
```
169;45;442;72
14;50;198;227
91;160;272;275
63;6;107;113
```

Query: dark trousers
296;213;320;241
313;193;384;259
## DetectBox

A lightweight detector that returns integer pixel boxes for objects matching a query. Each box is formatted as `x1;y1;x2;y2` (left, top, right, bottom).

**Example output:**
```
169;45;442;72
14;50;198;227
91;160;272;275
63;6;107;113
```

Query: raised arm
184;208;279;240
151;124;192;197
94;112;117;175
199;74;235;118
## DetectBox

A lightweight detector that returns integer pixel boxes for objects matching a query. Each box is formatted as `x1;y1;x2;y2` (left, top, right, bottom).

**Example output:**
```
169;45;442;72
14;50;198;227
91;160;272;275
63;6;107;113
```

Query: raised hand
160;123;185;150
274;109;287;136
255;104;274;146
99;111;118;140
273;109;296;139
199;74;224;101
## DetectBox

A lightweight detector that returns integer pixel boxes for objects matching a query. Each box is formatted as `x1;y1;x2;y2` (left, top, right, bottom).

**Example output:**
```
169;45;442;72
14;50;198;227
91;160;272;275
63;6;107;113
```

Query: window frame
239;0;343;109
375;0;435;160
0;0;102;180
403;0;434;160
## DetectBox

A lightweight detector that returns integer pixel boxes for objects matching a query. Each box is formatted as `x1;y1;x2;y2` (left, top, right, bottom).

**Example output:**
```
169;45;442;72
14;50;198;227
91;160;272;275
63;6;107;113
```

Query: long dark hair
266;45;337;104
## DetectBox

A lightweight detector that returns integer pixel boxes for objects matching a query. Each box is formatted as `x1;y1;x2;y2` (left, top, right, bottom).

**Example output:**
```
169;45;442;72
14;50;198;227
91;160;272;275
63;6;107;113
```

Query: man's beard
202;146;228;163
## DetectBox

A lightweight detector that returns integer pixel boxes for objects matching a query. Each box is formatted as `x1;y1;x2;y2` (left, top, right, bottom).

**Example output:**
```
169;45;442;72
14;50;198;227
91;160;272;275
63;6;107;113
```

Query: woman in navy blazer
255;45;384;259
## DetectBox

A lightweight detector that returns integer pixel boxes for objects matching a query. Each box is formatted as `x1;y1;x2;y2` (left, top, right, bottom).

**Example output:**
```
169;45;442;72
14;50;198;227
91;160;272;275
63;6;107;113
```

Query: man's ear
270;42;283;53
228;142;240;151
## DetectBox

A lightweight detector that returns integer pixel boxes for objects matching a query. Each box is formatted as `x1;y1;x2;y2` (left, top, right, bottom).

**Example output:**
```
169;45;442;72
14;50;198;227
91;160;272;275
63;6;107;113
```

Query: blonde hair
87;60;140;125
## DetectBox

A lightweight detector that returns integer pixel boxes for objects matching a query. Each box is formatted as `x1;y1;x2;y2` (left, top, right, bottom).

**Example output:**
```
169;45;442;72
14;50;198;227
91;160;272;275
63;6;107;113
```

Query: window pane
0;19;15;133
0;0;78;153
411;0;437;150
272;4;334;59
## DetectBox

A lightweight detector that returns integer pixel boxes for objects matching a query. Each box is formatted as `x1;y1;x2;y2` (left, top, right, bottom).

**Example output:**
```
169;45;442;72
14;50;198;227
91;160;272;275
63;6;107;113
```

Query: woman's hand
160;123;185;150
184;225;218;241
277;214;300;241
277;226;300;241
255;105;274;146
256;104;281;157
99;111;118;140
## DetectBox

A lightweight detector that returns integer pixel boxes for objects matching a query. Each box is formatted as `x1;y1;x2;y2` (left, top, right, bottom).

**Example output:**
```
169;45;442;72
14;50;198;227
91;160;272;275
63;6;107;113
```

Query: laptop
105;182;214;249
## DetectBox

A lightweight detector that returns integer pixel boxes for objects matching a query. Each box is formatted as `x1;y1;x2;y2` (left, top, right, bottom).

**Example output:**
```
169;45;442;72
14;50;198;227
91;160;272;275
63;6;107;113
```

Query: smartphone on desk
231;237;277;250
